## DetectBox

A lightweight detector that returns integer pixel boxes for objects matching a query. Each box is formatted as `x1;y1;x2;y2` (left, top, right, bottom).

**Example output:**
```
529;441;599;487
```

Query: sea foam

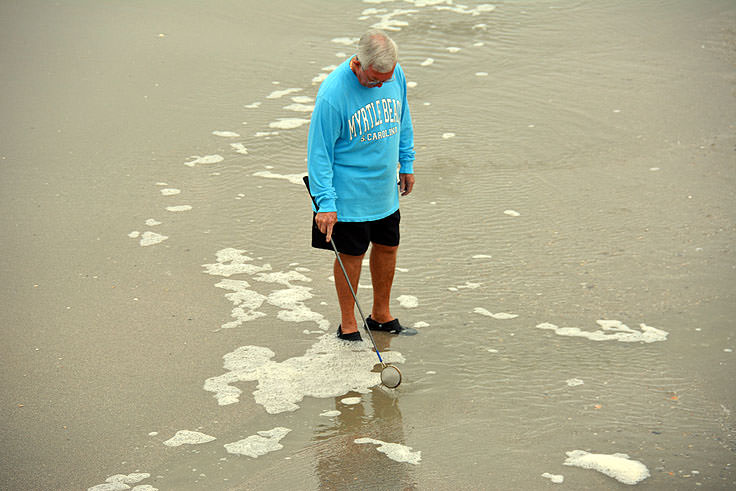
140;231;168;247
252;170;306;185
163;430;216;447
537;320;668;343
224;427;291;458
185;155;223;167
268;118;310;129
564;450;650;485
204;335;403;413
355;438;421;465
266;88;302;99
474;308;518;319
397;295;418;308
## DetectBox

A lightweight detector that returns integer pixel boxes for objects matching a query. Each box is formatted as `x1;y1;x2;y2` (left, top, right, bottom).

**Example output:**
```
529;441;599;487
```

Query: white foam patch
447;46;461;53
213;280;267;328
252;170;306;185
163;430;216;447
204;334;403;412
140;231;168;247
284;103;314;112
244;102;261;109
254;131;279;137
269;118;310;130
407;81;418;88
320;410;341;417
442;132;455;139
542;472;564;484
451;281;481;290
292;96;314;103
213;130;240;137
435;3;495;15
472;254;492;259
331;37;359;45
203;248;272;277
564;450;650;485
397;295;418;308
160;188;180;196
420;58;434;66
413;321;429;328
475;72;489;76
185;154;224;167
266;88;302;99
312;73;329;84
165;205;192;212
128;231;140;239
204;249;329;330
504;209;521;216
266;283;330;327
361;7;388;15
88;473;152;491
355;438;421;465
340;396;361;405
224;427;291;458
474;308;518;320
145;218;161;226
89;483;129;491
566;378;584;387
370;9;415;32
537;320;668;343
230;143;248;155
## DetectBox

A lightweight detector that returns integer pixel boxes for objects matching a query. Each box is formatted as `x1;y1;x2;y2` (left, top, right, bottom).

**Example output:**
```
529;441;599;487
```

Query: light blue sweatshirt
307;57;415;222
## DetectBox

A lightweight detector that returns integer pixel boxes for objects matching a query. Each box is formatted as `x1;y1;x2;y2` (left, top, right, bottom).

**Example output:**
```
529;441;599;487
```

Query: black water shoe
337;325;363;341
366;316;418;336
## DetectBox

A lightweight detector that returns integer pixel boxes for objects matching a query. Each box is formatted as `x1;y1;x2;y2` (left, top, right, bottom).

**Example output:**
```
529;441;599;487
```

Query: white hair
356;29;398;72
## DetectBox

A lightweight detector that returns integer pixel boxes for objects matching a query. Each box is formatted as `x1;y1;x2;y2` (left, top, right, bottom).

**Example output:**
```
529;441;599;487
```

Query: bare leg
369;243;398;323
334;252;364;333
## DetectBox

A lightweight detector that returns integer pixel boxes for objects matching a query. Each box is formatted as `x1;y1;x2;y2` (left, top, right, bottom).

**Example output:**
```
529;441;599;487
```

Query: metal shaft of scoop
329;237;384;365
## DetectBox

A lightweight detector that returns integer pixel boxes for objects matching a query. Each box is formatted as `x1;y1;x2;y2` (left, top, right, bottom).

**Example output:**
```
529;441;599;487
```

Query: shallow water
1;0;735;489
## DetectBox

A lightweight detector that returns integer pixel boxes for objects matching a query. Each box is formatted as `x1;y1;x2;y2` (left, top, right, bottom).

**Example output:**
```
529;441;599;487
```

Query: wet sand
1;0;734;489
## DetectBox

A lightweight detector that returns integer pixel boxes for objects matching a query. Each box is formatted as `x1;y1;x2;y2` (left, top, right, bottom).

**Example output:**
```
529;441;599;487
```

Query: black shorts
311;210;400;256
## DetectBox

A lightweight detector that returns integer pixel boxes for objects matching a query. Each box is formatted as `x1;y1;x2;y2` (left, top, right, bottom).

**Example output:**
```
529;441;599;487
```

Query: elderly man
307;29;417;341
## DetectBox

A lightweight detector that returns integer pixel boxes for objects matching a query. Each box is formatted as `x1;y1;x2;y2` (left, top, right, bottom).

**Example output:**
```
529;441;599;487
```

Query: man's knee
371;242;398;254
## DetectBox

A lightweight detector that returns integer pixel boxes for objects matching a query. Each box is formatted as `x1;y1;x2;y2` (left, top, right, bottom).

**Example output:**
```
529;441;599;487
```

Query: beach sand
1;0;734;489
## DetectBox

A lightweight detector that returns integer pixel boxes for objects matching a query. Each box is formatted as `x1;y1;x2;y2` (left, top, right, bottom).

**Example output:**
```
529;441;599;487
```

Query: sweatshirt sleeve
398;66;416;174
307;97;341;213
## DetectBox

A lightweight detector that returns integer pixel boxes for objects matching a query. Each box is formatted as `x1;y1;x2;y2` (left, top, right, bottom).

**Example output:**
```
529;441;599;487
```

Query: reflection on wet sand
313;333;417;490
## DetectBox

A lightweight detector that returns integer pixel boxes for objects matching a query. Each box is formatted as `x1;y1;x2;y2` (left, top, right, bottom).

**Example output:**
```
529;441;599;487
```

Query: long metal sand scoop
304;176;402;388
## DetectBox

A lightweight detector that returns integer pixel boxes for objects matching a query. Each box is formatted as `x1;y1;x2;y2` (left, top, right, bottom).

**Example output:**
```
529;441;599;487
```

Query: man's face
358;62;396;88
